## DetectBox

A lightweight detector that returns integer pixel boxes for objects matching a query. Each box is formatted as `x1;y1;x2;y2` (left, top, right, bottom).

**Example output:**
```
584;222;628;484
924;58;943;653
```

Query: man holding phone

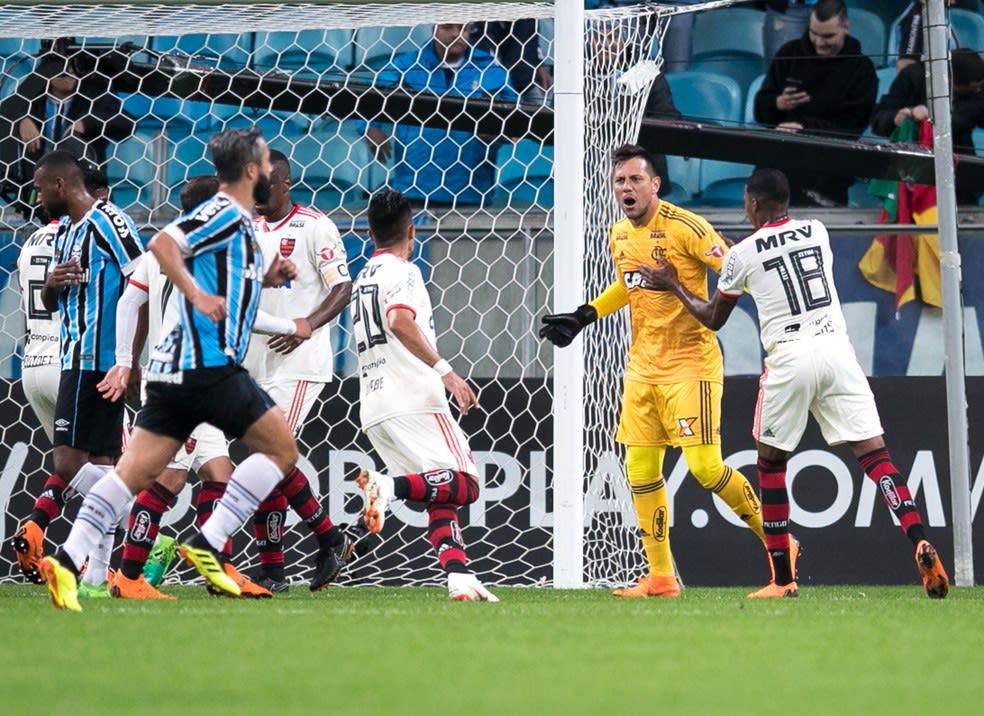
753;0;877;207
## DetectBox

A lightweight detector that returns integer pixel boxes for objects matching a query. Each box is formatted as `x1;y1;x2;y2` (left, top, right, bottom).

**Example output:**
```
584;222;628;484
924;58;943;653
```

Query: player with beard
40;128;306;610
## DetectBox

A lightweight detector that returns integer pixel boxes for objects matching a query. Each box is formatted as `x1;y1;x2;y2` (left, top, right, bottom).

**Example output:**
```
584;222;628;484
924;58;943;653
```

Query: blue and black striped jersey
53;199;144;371
148;192;263;373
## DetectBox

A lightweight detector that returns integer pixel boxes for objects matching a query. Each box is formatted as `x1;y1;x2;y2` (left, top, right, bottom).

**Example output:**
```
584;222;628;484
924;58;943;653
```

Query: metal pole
552;0;586;588
924;0;973;586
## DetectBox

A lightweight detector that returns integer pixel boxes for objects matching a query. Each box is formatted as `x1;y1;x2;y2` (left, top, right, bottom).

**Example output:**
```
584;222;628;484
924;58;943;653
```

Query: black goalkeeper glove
538;304;598;347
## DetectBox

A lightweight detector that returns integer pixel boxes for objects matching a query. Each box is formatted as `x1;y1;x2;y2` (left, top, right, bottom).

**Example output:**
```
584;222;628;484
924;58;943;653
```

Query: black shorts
136;365;276;443
53;369;125;456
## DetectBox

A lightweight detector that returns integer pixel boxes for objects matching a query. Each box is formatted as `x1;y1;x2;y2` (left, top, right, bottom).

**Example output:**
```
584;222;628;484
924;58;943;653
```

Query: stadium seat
495;138;553;207
848;179;885;209
744;73;765;126
662;155;701;206
538;18;554;67
875;65;896;103
150;33;253;69
691;8;766;63
845;0;910;27
284;122;373;210
352;25;433;70
697;160;754;207
950;9;984;52
664;70;742;126
165;133;219;207
252;29;355;76
974;127;984;158
105;130;162;212
849;9;888;68
209;104;309;141
0;39;39;101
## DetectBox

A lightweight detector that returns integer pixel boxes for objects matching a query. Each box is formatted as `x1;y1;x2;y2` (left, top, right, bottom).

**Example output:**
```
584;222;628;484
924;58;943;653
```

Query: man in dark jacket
0;40;134;218
753;0;877;206
871;48;984;204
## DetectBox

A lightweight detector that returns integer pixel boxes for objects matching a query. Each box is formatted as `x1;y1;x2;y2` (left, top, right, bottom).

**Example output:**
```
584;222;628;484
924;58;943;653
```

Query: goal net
0;0;688;589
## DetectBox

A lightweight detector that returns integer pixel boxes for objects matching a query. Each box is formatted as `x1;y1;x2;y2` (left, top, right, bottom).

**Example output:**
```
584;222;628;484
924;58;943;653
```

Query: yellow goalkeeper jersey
608;200;728;385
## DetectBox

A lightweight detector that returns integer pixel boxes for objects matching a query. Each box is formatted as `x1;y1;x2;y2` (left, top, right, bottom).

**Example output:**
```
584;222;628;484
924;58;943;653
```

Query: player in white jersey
243;149;354;592
353;188;497;602
639;167;949;600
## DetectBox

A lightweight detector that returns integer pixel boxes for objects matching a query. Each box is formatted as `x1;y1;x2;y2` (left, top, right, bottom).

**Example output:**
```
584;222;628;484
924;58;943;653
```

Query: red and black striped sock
858;448;926;546
28;473;71;530
427;504;468;574
396;469;479;506
277;467;339;548
120;482;177;579
758;456;793;585
196;480;232;558
253;490;287;580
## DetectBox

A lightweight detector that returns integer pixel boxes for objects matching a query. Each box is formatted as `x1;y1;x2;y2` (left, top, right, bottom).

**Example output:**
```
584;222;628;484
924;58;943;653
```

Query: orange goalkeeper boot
915;540;949;599
612;573;681;598
111;572;176;600
206;562;272;599
748;581;799;599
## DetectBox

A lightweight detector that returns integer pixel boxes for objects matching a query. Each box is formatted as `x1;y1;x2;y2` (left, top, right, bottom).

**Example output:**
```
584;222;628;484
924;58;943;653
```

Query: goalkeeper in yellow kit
539;144;771;597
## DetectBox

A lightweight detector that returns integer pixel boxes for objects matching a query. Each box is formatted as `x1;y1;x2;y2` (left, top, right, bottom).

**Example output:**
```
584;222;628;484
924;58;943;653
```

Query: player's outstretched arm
638;261;737;331
538;279;628;347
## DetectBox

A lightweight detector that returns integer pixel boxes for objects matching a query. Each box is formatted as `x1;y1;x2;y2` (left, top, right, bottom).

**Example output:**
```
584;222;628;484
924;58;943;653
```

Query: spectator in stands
895;1;959;74
364;23;517;207
0;38;133;219
761;1;816;62
753;0;877;207
871;48;984;204
471;20;552;104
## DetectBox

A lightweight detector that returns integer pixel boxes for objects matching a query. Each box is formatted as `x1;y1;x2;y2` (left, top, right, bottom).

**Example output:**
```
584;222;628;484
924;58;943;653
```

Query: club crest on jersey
704;245;725;259
184;437;198;455
651;246;666;261
677;417;697;437
280;238;296;257
320;247;336;262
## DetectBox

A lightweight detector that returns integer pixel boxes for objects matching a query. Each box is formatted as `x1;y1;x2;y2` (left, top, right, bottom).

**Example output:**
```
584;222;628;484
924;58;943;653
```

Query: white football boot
448;572;499;602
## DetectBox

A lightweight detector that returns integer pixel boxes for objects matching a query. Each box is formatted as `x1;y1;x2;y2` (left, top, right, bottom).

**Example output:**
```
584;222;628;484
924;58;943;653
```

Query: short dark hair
77;158;108;194
207;127;264;183
812;0;847;24
180;175;220;212
746;168;790;206
269;148;291;180
35;150;84;182
612;144;657;176
951;48;984;88
368;188;412;247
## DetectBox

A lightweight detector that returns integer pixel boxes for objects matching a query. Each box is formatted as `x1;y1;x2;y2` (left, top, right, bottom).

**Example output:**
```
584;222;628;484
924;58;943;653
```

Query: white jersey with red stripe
18;222;61;369
243;204;350;382
717;217;848;353
128;251;179;354
353;250;449;429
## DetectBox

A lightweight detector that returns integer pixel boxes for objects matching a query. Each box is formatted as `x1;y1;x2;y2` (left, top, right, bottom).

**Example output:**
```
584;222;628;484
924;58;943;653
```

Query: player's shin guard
427;505;468;573
278;467;336;539
196;481;232;558
625;446;674;576
120;483;177;579
858;448;927;545
252;490;287;579
396;469;479;506
758;457;793;585
685;445;765;543
202;454;283;553
28;473;70;530
61;471;133;574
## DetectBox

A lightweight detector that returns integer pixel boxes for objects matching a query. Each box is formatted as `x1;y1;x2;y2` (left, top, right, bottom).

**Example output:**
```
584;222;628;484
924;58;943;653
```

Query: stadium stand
849;8;888;68
665;70;743;125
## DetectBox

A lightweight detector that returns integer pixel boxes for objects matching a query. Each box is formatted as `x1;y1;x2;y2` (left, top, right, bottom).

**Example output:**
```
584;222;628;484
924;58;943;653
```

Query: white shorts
22;363;60;441
754;334;883;452
168;423;229;472
257;378;325;435
365;412;477;477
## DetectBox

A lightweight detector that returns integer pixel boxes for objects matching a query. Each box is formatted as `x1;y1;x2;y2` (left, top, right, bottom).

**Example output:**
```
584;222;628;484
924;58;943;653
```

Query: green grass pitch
2;583;982;716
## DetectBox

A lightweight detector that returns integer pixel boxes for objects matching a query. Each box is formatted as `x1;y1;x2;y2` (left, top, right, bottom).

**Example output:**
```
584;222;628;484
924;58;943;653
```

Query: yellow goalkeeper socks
684;445;765;544
626;446;674;575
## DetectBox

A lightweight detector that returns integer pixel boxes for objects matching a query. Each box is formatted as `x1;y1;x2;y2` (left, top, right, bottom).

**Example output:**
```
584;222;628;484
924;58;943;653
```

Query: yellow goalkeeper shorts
615;378;722;448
